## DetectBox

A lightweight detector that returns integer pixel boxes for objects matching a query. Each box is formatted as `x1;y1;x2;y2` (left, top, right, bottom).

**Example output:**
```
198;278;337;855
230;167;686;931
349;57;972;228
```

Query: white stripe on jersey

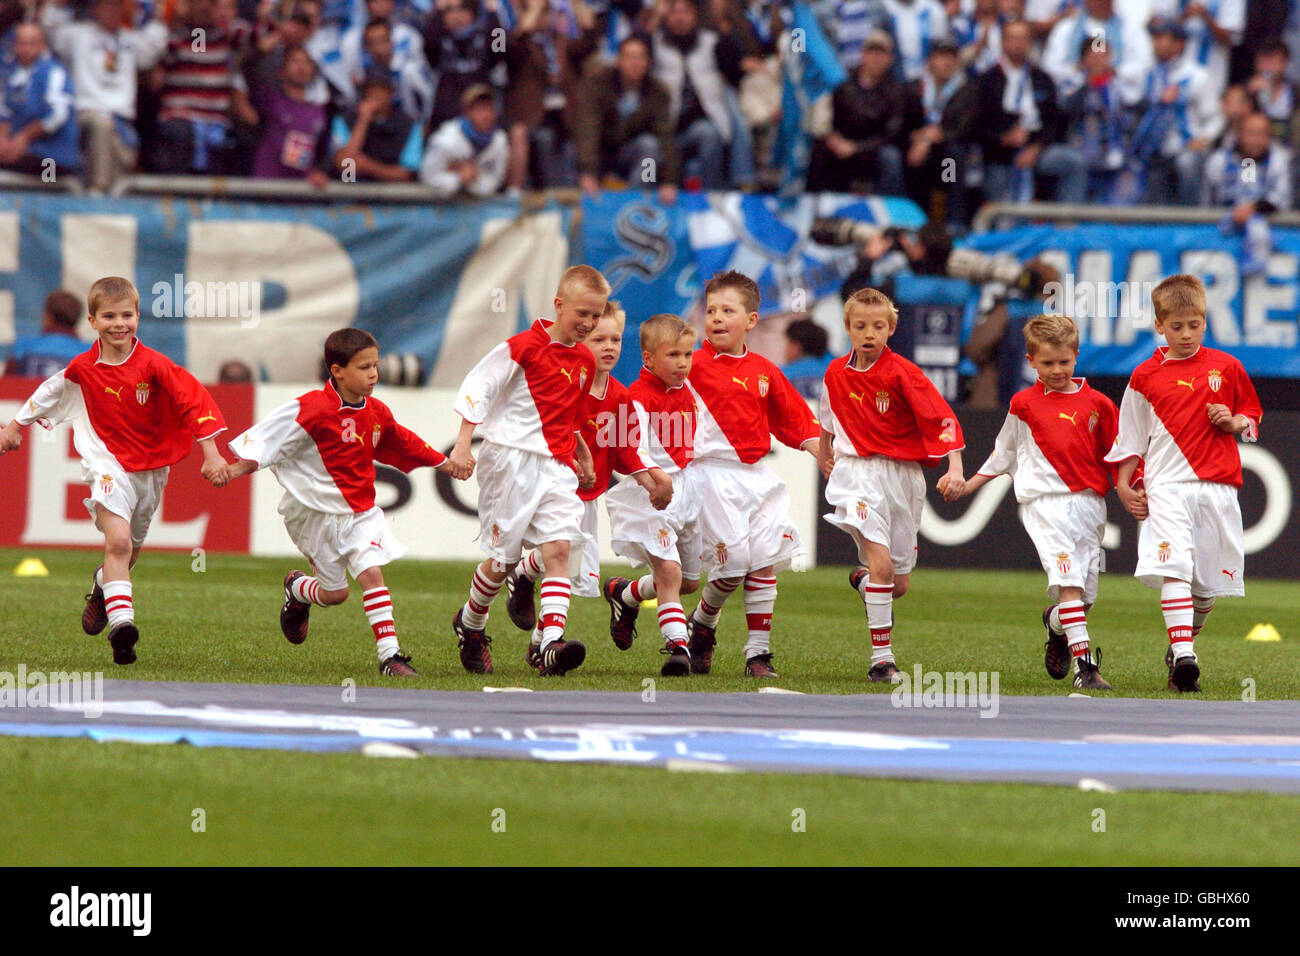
231;399;353;514
684;380;742;464
453;340;551;456
15;371;130;475
977;413;1074;503
1105;385;1198;489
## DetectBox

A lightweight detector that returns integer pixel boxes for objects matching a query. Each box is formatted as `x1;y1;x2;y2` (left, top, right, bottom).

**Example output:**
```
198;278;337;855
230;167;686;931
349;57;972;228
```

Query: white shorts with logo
1135;481;1245;597
81;457;169;549
1019;492;1105;604
607;467;703;582
823;455;925;575
279;497;407;591
476;441;587;576
572;498;601;598
695;458;801;578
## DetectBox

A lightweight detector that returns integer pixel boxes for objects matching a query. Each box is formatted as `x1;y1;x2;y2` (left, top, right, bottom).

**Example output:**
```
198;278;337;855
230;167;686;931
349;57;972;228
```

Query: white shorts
82;457;169;549
573;498;601;598
1019;492;1105;604
279;497;407;592
607;467;703;582
695;459;801;578
823;456;925;575
1135;481;1245;597
476;441;587;576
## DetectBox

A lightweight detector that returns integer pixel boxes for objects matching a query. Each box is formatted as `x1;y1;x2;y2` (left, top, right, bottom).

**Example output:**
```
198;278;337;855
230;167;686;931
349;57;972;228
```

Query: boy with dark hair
4;290;85;378
224;327;465;675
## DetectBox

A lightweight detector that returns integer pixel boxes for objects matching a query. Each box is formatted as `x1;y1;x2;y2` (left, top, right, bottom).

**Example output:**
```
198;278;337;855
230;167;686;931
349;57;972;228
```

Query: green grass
0;547;1296;698
1;736;1297;866
2;547;1298;865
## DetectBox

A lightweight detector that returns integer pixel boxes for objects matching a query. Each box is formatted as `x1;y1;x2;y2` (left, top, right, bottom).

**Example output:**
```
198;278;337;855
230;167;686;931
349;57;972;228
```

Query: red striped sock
1161;580;1194;646
1191;595;1215;638
657;601;687;644
742;574;776;658
624;574;656;605
103;580;134;629
1057;600;1090;656
862;582;893;664
539;576;571;645
518;550;544;582
463;567;503;629
290;575;326;607
693;577;739;628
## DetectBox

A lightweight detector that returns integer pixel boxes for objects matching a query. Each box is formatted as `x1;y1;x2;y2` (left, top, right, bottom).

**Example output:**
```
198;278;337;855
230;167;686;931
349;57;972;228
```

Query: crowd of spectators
0;0;1297;225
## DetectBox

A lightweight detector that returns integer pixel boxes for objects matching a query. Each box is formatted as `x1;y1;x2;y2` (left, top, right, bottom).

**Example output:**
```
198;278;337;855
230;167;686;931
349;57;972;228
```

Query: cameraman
838;218;952;302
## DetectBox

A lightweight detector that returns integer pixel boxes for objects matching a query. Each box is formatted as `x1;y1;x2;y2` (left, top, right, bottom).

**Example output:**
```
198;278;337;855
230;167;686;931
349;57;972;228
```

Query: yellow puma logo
732;377;749;390
1059;412;1078;426
1177;378;1195;390
104;386;123;401
197;412;217;425
559;368;574;383
848;391;865;405
464;394;477;411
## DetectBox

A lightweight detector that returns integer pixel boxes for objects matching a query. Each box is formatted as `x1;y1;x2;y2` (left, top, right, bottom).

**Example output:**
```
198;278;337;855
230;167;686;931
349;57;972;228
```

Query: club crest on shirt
1056;552;1071;575
1208;369;1222;392
856;499;869;520
135;381;150;405
99;473;114;496
1087;410;1098;433
490;523;501;548
758;374;769;397
1157;540;1171;563
579;368;588;390
372;424;382;447
714;541;728;566
657;526;671;549
874;390;890;414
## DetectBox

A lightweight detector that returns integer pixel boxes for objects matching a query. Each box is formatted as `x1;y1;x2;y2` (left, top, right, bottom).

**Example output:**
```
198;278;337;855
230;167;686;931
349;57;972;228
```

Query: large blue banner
963;222;1300;377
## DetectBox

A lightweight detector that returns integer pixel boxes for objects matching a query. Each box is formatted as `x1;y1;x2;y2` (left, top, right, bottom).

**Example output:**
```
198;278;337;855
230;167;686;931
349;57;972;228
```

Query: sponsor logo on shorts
874;390;890;414
1087;410;1098;433
370;539;382;549
1056;551;1071;575
714;542;728;566
1208;369;1222;392
99;474;114;496
1222;568;1237;581
657;526;671;549
490;523;501;548
135;381;151;405
856;499;869;520
758;374;769;398
1157;540;1171;563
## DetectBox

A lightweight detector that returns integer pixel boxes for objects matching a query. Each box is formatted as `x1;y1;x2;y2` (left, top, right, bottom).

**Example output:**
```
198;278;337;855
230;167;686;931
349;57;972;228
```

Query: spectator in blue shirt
330;69;423;180
781;317;833;400
4;290;85;378
0;23;80;176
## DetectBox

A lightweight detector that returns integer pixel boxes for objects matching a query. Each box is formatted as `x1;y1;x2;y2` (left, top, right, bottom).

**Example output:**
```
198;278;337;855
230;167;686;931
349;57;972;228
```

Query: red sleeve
766;364;820;450
375;408;447;471
157;357;227;441
1094;393;1120;486
906;364;964;459
1231;361;1263;439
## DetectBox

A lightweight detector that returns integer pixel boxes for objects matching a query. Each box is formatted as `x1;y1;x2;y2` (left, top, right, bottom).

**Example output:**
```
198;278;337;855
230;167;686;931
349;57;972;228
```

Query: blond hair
843;287;898;328
556;264;612;301
1150;274;1207;322
640;313;694;354
87;276;140;317
1023;314;1080;356
599;298;627;332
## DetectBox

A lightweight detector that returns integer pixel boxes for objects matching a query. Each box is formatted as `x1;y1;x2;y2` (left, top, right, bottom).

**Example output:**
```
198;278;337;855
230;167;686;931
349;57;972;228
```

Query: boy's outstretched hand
1117;480;1147;520
446;444;476;480
438;456;473;480
201;457;232;487
937;470;966;502
0;421;21;454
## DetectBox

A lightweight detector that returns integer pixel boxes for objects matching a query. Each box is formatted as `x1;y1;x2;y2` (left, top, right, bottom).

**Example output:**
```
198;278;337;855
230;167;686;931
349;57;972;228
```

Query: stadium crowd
0;0;1296;221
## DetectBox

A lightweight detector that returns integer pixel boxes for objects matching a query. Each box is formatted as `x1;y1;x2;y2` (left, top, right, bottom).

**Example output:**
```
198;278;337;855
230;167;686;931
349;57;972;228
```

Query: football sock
620;575;656;606
692;577;740;628
657;602;687;645
538;577;571;648
103;580;134;629
363;587;398;660
742;574;776;658
1161;580;1195;658
517;550;544;582
863;582;894;665
1047;604;1065;636
290;574;327;607
1192;595;1216;638
94;566;104;589
1058;600;1090;657
463;566;504;629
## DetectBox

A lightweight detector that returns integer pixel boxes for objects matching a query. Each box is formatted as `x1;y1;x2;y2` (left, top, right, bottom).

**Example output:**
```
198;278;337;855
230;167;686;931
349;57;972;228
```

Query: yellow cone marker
1245;623;1282;643
641;598;658;609
13;557;49;577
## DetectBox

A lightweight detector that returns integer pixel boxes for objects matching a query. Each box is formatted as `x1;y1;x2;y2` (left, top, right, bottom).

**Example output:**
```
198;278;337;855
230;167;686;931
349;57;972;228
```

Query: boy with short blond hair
956;313;1119;690
1105;274;1262;693
225;328;460;676
0;276;229;665
604;313;701;676
818;287;966;683
684;270;822;678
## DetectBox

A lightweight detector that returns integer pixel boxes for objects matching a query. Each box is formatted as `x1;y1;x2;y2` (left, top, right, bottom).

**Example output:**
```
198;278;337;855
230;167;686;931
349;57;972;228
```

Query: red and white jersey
579;375;649;501
819;348;964;465
687;340;819;464
14;337;226;473
628;366;696;474
978;379;1118;501
1105;346;1262;489
453;318;596;461
232;379;446;515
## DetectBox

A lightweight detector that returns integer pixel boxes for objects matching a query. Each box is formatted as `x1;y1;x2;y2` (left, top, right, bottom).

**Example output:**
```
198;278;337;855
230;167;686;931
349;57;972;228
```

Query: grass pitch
1;547;1297;865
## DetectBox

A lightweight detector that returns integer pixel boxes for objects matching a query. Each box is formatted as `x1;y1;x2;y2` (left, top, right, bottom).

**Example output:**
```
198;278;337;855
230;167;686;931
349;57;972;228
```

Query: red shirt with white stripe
978;379;1118;501
231;378;446;515
819;348;964;465
579;375;649;501
454;318;596;461
687;340;819;464
13;337;227;471
628;366;696;473
1105;346;1262;489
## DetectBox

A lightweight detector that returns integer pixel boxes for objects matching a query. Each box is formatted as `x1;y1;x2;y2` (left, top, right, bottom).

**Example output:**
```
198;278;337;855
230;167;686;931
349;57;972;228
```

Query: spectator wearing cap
573;33;680;205
419;82;508;198
1061;35;1130;202
952;0;1006;78
814;0;889;76
249;44;331;182
781;318;832;401
649;0;746;189
807;30;913;194
1146;0;1242;98
421;0;508;130
3;291;84;379
903;34;965;214
330;68;423;179
1247;40;1300;152
0;22;81;176
1042;0;1151;100
881;0;951;82
1130;16;1220;205
967;19;1086;203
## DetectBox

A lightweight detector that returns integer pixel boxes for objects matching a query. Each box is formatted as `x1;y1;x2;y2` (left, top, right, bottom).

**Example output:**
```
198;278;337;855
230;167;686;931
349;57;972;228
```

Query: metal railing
972;201;1300;232
0;169;83;195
